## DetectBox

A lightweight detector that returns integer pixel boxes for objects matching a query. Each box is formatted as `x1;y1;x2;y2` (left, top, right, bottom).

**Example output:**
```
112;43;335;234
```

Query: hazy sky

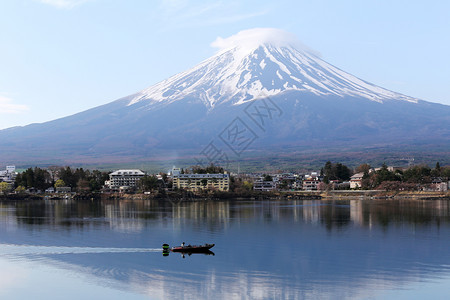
1;0;449;129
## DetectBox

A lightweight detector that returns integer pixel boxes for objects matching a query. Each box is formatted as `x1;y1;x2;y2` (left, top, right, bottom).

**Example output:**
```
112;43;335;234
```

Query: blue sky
1;0;449;129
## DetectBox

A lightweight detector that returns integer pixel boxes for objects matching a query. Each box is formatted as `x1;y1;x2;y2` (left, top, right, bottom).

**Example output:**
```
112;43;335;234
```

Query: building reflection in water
7;198;450;231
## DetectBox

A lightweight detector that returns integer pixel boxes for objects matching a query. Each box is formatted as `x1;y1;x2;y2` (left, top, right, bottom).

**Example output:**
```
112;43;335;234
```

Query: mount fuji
1;28;449;166
130;28;417;108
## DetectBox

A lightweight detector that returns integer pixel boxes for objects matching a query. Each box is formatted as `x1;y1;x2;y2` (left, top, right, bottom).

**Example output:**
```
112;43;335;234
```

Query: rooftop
110;169;145;176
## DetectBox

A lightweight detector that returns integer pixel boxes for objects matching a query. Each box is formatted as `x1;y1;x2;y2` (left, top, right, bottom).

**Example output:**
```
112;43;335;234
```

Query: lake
0;198;449;299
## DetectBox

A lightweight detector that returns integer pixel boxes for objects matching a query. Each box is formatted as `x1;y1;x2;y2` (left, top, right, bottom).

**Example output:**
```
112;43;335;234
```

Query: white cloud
211;28;310;52
37;0;92;9
0;96;29;114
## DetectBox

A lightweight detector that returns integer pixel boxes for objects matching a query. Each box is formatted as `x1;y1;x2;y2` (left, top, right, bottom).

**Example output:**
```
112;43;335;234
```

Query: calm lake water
0;198;449;299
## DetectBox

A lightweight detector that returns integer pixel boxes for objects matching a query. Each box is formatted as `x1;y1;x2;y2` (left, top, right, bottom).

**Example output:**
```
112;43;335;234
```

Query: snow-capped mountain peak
128;28;418;109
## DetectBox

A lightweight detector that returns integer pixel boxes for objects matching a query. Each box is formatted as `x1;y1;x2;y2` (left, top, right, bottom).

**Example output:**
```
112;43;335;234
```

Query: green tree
322;161;352;181
14;167;51;190
24;168;35;188
242;181;253;191
55;179;66;187
355;163;371;174
373;164;401;187
33;167;51;190
361;172;372;189
74;168;87;181
442;167;450;179
87;170;109;192
263;174;273;181
77;179;90;193
0;182;10;194
431;162;442;177
15;186;26;194
278;180;289;190
192;164;224;174
230;177;253;195
403;165;431;183
336;163;351;181
59;167;77;187
15;168;34;188
323;161;333;181
138;175;159;192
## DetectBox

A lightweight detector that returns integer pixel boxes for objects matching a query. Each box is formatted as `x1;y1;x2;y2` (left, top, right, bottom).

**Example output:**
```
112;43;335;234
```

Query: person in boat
182;242;185;247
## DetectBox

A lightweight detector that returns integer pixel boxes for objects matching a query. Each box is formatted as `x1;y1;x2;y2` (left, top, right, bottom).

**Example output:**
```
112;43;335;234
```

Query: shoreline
1;190;449;202
319;190;450;200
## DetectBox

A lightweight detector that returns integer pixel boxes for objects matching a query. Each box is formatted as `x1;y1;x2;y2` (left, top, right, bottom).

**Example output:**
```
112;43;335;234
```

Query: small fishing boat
162;243;215;253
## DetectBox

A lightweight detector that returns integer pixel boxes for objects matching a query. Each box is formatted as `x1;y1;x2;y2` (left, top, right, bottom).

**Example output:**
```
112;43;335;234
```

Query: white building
107;169;145;189
302;173;321;190
172;173;229;191
170;167;181;177
0;165;17;184
302;179;320;191
350;172;365;189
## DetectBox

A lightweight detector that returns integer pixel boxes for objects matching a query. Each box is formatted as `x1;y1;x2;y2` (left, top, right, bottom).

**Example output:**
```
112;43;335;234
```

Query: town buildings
3;163;449;195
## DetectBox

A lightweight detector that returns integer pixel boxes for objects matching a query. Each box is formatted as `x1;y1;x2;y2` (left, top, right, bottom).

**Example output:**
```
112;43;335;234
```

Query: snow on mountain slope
128;28;418;109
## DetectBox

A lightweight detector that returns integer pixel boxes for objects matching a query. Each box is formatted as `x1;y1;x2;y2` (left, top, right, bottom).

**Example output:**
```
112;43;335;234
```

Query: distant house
26;187;41;194
45;187;55;194
374;166;403;172
303;178;320;191
334;181;351;190
253;180;277;192
107;169;146;189
350;173;365;189
0;165;17;184
56;187;71;193
275;173;298;190
431;178;448;192
435;182;448;192
292;180;303;190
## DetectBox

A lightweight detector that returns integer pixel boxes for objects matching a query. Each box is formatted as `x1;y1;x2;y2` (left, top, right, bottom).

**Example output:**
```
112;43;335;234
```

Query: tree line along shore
1;162;449;201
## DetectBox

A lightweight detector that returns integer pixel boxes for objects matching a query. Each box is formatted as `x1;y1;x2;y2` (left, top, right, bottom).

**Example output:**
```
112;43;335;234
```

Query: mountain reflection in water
0;199;449;299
